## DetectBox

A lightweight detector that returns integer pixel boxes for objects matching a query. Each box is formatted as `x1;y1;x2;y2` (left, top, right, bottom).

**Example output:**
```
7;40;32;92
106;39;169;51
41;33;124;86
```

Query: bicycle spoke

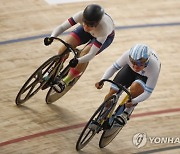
42;60;56;76
80;129;94;144
24;83;37;100
16;51;69;105
23;71;42;92
95;105;109;124
24;77;39;92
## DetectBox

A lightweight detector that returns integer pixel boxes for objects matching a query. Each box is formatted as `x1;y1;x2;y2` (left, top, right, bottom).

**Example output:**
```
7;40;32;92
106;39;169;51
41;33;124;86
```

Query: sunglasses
129;57;147;67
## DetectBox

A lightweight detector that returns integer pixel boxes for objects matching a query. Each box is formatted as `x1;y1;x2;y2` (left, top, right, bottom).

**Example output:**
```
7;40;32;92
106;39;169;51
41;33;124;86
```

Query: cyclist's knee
104;88;117;100
66;35;79;47
80;46;91;57
130;82;144;98
58;36;79;55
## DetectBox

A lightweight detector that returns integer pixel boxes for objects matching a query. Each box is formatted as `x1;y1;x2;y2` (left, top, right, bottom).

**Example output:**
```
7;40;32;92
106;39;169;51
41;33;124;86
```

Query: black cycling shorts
113;64;147;90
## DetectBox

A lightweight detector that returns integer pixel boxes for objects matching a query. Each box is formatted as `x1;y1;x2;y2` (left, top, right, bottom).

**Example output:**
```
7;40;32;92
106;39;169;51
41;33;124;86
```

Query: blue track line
0;22;180;46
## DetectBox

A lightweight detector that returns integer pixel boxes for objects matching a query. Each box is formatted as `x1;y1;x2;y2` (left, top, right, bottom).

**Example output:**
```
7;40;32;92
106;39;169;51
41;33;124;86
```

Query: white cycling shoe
114;112;129;127
53;80;66;93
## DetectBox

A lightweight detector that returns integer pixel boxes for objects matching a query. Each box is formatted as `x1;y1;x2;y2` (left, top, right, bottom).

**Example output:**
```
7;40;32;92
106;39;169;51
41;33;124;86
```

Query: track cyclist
95;44;161;127
44;4;115;93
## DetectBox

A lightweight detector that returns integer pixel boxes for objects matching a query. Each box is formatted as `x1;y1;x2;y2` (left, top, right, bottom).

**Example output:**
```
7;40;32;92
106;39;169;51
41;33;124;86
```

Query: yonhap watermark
132;133;148;148
132;132;180;148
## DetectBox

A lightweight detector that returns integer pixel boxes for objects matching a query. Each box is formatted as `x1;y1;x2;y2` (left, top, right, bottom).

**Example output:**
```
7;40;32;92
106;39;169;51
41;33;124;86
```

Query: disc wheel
45;64;88;104
99;125;123;148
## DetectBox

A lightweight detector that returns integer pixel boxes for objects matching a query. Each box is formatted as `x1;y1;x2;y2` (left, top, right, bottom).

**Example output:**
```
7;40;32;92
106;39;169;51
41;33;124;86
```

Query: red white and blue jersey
50;11;115;63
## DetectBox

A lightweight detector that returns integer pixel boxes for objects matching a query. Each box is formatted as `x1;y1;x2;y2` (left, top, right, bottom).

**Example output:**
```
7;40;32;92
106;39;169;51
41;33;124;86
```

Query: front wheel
15;55;61;105
76;95;117;151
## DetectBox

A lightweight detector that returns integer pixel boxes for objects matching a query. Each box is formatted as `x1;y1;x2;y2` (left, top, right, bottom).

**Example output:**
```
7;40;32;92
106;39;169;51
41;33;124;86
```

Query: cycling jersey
50;11;115;63
101;48;161;104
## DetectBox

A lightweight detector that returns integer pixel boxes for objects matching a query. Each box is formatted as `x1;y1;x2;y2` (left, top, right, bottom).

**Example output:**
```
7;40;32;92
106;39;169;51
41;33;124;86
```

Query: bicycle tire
99;125;123;148
45;65;88;104
15;55;61;105
99;103;127;148
76;95;116;151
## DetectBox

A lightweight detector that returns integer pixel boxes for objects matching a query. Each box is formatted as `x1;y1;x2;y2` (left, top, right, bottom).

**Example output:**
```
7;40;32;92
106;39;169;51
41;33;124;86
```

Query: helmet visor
129;56;148;67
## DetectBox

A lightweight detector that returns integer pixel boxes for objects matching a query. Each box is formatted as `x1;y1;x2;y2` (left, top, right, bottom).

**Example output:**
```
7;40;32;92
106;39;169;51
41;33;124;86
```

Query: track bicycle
76;79;132;151
15;37;87;105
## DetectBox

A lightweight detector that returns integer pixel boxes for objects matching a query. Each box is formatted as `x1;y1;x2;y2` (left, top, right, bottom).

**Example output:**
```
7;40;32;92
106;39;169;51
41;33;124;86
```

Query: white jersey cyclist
44;4;115;93
101;44;161;105
51;10;115;63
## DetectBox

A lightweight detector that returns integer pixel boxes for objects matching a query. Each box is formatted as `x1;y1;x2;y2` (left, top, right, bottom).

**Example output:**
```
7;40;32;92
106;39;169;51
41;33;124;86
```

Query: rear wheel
45;64;88;104
99;104;126;148
76;95;116;151
99;126;123;148
15;55;62;105
46;76;80;104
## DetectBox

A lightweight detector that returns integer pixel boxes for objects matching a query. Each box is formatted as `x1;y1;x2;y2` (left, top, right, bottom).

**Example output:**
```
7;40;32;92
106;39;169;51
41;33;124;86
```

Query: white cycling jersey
50;11;115;63
101;49;161;104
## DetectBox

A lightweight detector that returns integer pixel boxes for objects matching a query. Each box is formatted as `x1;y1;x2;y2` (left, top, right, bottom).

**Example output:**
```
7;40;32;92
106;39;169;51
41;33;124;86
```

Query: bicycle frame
107;94;128;119
99;79;132;126
75;79;132;151
47;37;80;80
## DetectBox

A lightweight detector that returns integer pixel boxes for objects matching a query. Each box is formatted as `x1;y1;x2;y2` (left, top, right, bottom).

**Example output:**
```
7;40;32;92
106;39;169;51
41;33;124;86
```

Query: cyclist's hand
69;58;78;67
44;37;53;46
95;81;104;89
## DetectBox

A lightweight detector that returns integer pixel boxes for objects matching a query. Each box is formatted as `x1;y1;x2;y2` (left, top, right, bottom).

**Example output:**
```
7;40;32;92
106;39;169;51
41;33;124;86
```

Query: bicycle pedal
88;121;101;131
102;120;111;130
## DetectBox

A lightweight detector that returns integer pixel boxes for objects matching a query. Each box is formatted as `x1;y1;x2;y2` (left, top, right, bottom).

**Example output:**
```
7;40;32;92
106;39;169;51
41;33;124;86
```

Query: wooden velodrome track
0;0;180;153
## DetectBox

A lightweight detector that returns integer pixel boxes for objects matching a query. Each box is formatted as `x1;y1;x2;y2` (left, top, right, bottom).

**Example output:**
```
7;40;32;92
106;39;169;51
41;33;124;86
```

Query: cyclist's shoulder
149;49;161;65
101;13;114;26
72;11;83;19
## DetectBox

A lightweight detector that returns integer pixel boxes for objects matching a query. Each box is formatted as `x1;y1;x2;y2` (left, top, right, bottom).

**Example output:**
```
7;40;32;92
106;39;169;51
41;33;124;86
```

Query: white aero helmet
129;44;151;66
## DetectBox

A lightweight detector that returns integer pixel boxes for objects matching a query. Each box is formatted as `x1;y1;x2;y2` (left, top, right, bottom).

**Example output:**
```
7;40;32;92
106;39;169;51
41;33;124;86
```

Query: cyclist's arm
101;51;129;79
132;70;160;104
78;45;99;63
101;65;119;79
51;21;72;37
51;11;82;37
78;37;106;63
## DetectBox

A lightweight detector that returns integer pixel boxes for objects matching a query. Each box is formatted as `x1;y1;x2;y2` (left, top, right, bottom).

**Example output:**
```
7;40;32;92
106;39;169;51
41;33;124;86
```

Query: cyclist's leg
116;77;148;125
109;65;137;125
130;81;145;98
56;29;81;63
52;26;93;93
61;26;93;85
100;65;135;119
124;78;147;115
61;45;90;87
104;88;117;101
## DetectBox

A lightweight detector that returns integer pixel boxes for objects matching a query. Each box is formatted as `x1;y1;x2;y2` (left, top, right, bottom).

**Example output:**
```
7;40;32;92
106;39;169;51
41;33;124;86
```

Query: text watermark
132;133;180;148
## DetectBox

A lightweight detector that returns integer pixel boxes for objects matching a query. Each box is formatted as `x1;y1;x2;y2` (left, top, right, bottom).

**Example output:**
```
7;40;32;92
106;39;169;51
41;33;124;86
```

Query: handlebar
51;37;79;57
100;79;132;101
